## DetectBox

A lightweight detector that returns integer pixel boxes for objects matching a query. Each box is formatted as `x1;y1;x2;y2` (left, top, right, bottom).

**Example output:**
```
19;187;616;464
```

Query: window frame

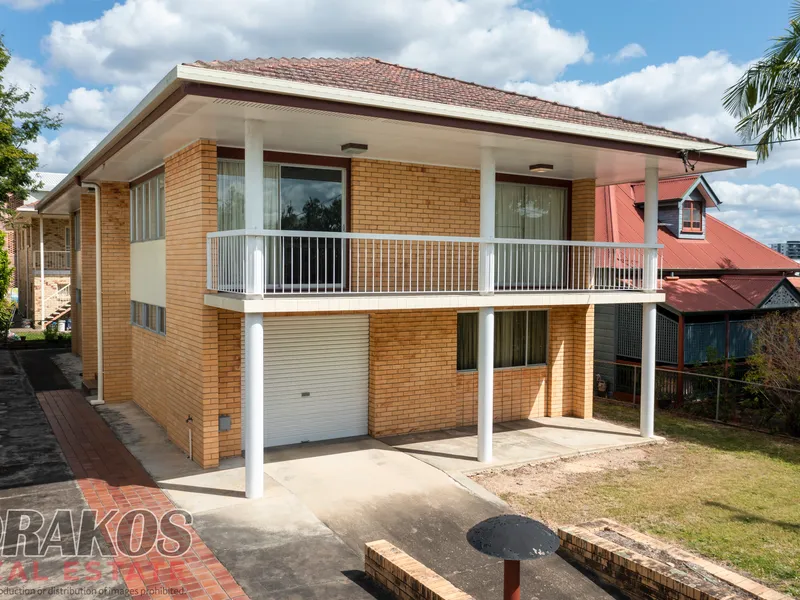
682;200;703;233
456;309;549;372
130;172;165;242
130;300;166;336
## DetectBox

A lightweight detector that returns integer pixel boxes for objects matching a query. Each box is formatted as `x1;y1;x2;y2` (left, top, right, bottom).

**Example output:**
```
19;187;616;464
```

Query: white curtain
495;183;567;288
217;160;281;289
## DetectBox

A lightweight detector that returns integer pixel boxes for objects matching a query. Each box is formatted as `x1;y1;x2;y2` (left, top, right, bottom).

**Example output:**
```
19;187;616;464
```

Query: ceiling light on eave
341;143;368;155
529;163;554;173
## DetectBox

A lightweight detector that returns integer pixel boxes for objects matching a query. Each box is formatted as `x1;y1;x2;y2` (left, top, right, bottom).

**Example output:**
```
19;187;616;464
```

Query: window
130;172;165;242
682;200;702;233
495;182;568;288
130;300;166;335
217;159;345;288
457;310;548;371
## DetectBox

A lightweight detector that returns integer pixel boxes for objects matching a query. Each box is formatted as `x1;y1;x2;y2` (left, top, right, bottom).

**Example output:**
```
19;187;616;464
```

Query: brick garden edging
558;519;791;600
365;540;475;600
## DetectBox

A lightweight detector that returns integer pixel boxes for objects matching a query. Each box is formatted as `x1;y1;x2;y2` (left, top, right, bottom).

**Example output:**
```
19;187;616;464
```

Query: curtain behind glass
494;311;526;368
495;183;567;288
217;160;280;230
457;313;478;371
527;311;548;365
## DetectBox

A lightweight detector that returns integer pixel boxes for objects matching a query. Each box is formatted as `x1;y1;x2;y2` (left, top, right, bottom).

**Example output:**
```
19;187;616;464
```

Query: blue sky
2;0;799;244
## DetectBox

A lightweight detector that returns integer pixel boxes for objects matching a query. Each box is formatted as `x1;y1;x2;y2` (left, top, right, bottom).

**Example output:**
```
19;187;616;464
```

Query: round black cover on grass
467;515;559;561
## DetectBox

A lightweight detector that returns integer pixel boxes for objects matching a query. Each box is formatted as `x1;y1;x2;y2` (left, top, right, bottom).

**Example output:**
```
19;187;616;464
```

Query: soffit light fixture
341;143;368;155
529;163;554;173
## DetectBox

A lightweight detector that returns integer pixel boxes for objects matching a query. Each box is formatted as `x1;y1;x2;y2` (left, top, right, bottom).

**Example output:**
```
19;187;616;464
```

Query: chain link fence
595;359;800;437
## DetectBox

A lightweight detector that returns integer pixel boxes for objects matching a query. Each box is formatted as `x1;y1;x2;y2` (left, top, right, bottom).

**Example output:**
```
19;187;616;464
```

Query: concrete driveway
103;402;615;600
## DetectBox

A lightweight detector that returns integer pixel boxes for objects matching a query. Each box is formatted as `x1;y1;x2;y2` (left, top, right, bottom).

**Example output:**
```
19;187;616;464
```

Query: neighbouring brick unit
365;540;475;600
218;310;243;458
99;182;132;402
559;520;791;600
369;306;594;437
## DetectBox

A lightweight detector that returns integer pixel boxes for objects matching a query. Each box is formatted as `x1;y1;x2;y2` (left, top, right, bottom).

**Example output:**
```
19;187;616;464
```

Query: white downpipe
478;307;494;462
244;313;264;498
82;183;104;405
39;218;45;329
640;162;659;437
244;119;265;499
477;148;495;462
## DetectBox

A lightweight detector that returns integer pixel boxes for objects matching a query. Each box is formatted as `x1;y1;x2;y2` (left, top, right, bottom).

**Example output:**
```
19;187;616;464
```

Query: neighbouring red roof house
596;175;800;314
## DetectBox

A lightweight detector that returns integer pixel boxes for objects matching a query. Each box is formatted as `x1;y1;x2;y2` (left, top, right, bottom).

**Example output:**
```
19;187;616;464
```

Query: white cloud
28;129;103;173
610;43;646;63
3;56;50;111
0;0;56;9
44;0;591;87
712;181;800;244
54;85;149;130
509;51;746;143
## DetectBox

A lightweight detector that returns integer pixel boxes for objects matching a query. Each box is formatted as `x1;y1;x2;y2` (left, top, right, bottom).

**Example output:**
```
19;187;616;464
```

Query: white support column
39;218;45;329
478;148;496;294
245;120;265;295
244;313;264;498
477;148;496;462
640;161;659;438
244;119;265;498
477;306;494;462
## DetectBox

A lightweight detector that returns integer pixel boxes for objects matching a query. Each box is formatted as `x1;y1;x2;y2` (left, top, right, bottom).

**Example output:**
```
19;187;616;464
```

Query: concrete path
102;401;615;600
382;416;661;473
0;349;126;596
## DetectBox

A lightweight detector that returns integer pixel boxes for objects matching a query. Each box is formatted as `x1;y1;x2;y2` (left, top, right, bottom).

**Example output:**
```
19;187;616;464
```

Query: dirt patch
51;351;83;389
471;444;663;499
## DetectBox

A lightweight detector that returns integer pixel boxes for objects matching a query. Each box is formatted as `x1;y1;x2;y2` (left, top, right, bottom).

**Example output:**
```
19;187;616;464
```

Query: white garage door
255;315;369;448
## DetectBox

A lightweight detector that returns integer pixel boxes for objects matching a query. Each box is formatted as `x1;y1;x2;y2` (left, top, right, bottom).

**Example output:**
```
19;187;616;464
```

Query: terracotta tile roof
595;182;800;272
187;57;718;144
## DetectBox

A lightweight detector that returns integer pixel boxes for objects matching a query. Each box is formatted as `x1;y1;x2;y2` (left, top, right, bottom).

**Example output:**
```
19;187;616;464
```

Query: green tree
0;35;61;213
723;2;800;160
0;230;13;336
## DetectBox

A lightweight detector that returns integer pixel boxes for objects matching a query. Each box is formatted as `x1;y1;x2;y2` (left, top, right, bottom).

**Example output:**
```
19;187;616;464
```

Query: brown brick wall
350;159;480;236
80;194;97;381
159;140;220;467
369;306;592;437
131;326;169;425
99;182;132;402
218;311;242;458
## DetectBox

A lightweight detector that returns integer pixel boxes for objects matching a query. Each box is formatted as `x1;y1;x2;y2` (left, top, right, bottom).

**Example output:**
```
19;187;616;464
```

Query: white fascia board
38;67;181;213
205;292;666;314
177;64;755;162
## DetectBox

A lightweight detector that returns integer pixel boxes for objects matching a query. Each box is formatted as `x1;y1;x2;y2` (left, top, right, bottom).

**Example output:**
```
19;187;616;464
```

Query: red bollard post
504;559;520;600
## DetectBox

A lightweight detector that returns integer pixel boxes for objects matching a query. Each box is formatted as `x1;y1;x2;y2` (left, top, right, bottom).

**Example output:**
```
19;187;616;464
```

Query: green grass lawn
9;330;71;342
490;402;800;597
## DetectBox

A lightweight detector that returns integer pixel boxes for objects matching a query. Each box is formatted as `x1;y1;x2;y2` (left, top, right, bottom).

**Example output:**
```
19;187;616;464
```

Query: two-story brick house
2;172;71;328
36;58;754;498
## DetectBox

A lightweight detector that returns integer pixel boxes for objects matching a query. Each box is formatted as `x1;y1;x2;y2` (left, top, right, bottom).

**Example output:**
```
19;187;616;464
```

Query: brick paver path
39;389;249;600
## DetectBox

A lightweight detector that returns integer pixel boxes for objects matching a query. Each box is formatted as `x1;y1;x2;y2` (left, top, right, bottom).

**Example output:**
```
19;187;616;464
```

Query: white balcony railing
31;250;72;271
207;230;662;295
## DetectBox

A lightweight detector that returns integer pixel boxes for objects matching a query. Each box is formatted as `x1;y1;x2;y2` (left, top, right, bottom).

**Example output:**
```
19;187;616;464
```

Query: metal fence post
715;378;721;421
633;365;638;405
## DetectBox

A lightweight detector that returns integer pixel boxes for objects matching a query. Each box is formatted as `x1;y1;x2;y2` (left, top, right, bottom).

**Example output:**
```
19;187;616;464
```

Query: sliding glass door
495;182;567;289
217;159;345;291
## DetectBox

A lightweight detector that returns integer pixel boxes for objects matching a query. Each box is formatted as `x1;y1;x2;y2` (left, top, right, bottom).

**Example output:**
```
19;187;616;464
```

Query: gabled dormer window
682;200;702;233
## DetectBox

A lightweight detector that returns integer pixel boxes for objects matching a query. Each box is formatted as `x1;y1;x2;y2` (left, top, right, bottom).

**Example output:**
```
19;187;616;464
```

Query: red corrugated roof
631;176;698;203
188;57;718;144
595;182;800;272
661;275;785;313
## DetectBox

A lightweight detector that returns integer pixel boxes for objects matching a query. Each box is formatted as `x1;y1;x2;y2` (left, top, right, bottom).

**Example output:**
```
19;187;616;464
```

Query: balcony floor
205;290;665;313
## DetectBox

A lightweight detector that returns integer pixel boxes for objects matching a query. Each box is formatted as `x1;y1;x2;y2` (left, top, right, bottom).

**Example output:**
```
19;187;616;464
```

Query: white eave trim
177;64;756;161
